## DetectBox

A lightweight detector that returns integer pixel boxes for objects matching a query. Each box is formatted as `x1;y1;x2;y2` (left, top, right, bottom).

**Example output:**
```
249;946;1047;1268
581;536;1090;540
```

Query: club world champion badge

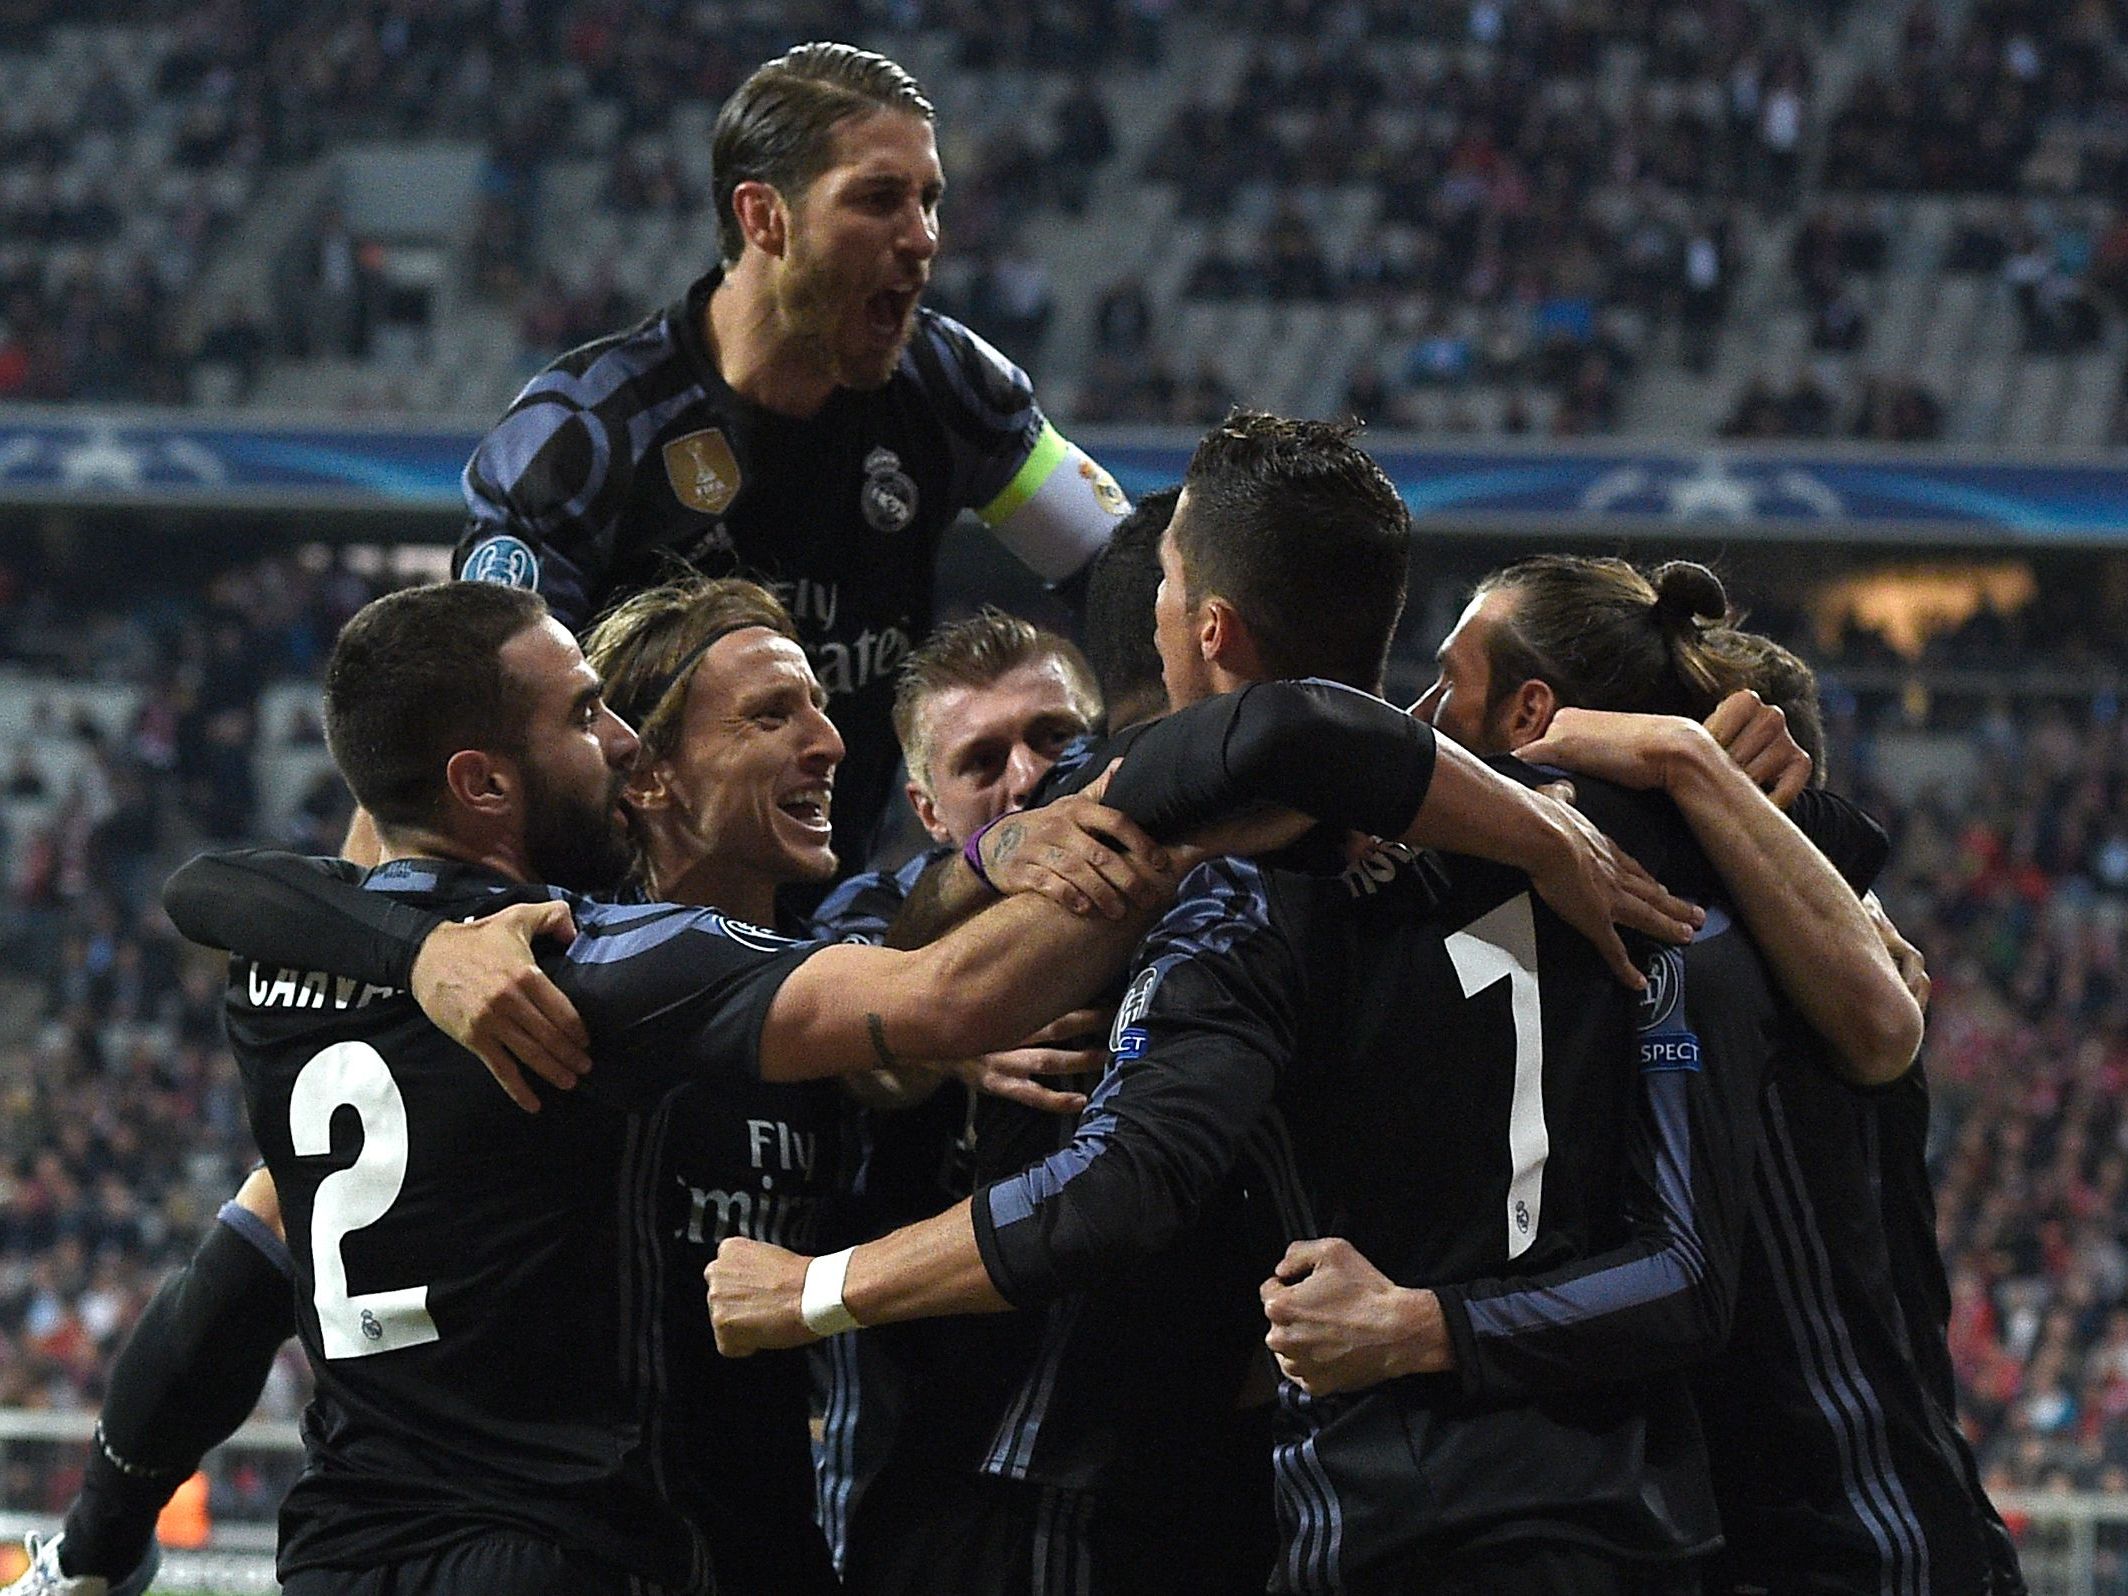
861;447;918;533
664;428;742;515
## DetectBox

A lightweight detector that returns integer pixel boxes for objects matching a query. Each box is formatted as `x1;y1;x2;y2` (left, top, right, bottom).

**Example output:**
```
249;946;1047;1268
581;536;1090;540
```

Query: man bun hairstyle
1650;561;1729;633
712;42;936;265
1177;410;1411;692
1477;555;1742;721
324;581;550;832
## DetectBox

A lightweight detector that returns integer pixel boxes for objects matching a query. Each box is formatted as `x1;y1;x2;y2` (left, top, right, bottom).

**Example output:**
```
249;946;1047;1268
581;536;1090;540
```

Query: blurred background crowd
0;0;2122;442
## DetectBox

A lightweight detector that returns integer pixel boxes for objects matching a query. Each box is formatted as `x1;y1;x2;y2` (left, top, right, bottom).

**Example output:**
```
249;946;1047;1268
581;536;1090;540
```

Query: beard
775;235;915;392
521;759;635;895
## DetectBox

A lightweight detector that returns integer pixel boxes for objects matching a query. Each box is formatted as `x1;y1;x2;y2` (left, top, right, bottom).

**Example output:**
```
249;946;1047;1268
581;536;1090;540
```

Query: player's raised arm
1519;699;1922;1085
712;855;1300;1354
1046;680;1704;985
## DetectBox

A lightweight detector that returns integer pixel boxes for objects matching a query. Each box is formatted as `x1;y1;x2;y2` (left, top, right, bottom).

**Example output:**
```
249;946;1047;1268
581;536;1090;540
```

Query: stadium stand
0;554;373;1489
2;0;2120;440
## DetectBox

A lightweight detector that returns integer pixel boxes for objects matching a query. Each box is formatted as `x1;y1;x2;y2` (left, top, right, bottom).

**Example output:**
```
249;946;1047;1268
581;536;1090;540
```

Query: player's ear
733;181;788;258
444;748;512;819
906;781;952;847
1504;678;1558;744
1201;597;1266;684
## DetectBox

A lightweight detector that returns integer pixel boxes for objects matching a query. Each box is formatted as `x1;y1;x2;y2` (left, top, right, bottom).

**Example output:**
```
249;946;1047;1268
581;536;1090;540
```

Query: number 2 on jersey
1445;894;1547;1260
290;1041;440;1359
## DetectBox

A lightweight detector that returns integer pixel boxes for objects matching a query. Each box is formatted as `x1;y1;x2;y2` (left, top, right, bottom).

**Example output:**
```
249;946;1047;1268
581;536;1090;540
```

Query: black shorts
1347;1541;1704;1596
845;1454;1273;1596
279;1535;668;1596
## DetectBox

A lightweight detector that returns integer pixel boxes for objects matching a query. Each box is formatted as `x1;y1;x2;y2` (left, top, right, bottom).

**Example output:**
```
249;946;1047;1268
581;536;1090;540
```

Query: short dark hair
324;582;549;831
1084;486;1175;728
1705;626;1827;783
712;43;935;265
892;609;1100;794
1176;411;1410;691
1475;556;1742;721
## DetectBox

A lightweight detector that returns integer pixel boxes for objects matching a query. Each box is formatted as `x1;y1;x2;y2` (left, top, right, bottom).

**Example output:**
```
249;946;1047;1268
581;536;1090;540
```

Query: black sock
59;1208;296;1578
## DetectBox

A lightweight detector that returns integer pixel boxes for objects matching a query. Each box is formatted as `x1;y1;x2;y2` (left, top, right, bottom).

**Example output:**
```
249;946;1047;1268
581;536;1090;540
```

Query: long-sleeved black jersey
172;854;842;1596
1622;797;2028;1596
1873;1064;2028;1596
208;859;815;1593
968;770;1762;1591
1696;1033;2026;1596
454;271;1125;861
805;850;1052;1580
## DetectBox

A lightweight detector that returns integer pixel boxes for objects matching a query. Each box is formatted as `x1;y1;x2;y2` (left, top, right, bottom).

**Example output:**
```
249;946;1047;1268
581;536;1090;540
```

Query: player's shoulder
1029;729;1123;807
898;308;1039;431
490;299;689;429
562;894;807;959
1490;755;1714;900
1144;855;1287;962
808;849;944;943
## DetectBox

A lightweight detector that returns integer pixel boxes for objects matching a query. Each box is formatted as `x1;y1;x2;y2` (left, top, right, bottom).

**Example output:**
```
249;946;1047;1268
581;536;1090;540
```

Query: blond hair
893;609;1100;794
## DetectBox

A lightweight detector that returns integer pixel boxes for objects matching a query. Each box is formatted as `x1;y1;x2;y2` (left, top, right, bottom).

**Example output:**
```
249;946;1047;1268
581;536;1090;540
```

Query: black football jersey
968;770;1748;1590
1696;1045;2028;1596
804;849;1060;1578
456;272;1120;861
221;859;812;1591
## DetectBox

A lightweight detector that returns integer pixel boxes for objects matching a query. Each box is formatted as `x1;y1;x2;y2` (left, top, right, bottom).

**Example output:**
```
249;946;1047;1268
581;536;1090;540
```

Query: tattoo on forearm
867;1011;902;1071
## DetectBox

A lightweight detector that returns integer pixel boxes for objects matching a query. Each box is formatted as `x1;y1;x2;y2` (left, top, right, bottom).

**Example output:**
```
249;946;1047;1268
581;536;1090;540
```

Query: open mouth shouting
778;784;834;839
865;285;921;342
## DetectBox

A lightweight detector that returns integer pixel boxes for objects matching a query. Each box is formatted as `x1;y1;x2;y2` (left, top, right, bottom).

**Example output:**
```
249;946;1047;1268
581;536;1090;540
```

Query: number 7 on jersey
1445;894;1547;1261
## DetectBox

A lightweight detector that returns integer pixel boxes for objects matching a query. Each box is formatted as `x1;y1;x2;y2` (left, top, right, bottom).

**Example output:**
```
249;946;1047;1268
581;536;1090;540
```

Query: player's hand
410;901;590;1114
943;1007;1109;1115
1526;791;1702;989
1864;891;1931;1014
978;775;1172;920
1517;706;1706;793
1704;690;1812;808
707;1237;814;1356
1261;1238;1449;1396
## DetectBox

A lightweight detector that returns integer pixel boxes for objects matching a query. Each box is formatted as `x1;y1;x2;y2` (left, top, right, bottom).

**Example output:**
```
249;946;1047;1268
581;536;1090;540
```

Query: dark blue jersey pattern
968;768;1758;1591
1641;794;2027;1596
207;858;814;1592
455;272;1122;862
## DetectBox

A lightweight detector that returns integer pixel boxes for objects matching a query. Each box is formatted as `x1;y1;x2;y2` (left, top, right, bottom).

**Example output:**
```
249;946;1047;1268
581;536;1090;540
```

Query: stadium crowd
4;0;2123;440
0;554;378;1479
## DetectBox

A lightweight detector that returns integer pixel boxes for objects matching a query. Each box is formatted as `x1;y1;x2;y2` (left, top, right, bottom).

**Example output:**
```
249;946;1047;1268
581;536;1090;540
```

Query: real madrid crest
861;446;918;534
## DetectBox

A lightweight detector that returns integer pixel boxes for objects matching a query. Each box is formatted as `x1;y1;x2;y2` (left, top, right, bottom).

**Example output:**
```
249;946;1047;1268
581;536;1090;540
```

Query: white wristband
800;1247;861;1338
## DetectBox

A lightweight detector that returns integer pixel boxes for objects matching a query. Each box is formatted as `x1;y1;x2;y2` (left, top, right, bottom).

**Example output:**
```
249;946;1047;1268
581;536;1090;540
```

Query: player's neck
375;826;531;884
706;267;838;420
653;849;779;927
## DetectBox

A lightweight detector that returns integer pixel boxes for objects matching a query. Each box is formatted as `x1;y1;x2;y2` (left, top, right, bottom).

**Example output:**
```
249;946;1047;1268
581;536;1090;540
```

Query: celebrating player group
10;39;2025;1596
